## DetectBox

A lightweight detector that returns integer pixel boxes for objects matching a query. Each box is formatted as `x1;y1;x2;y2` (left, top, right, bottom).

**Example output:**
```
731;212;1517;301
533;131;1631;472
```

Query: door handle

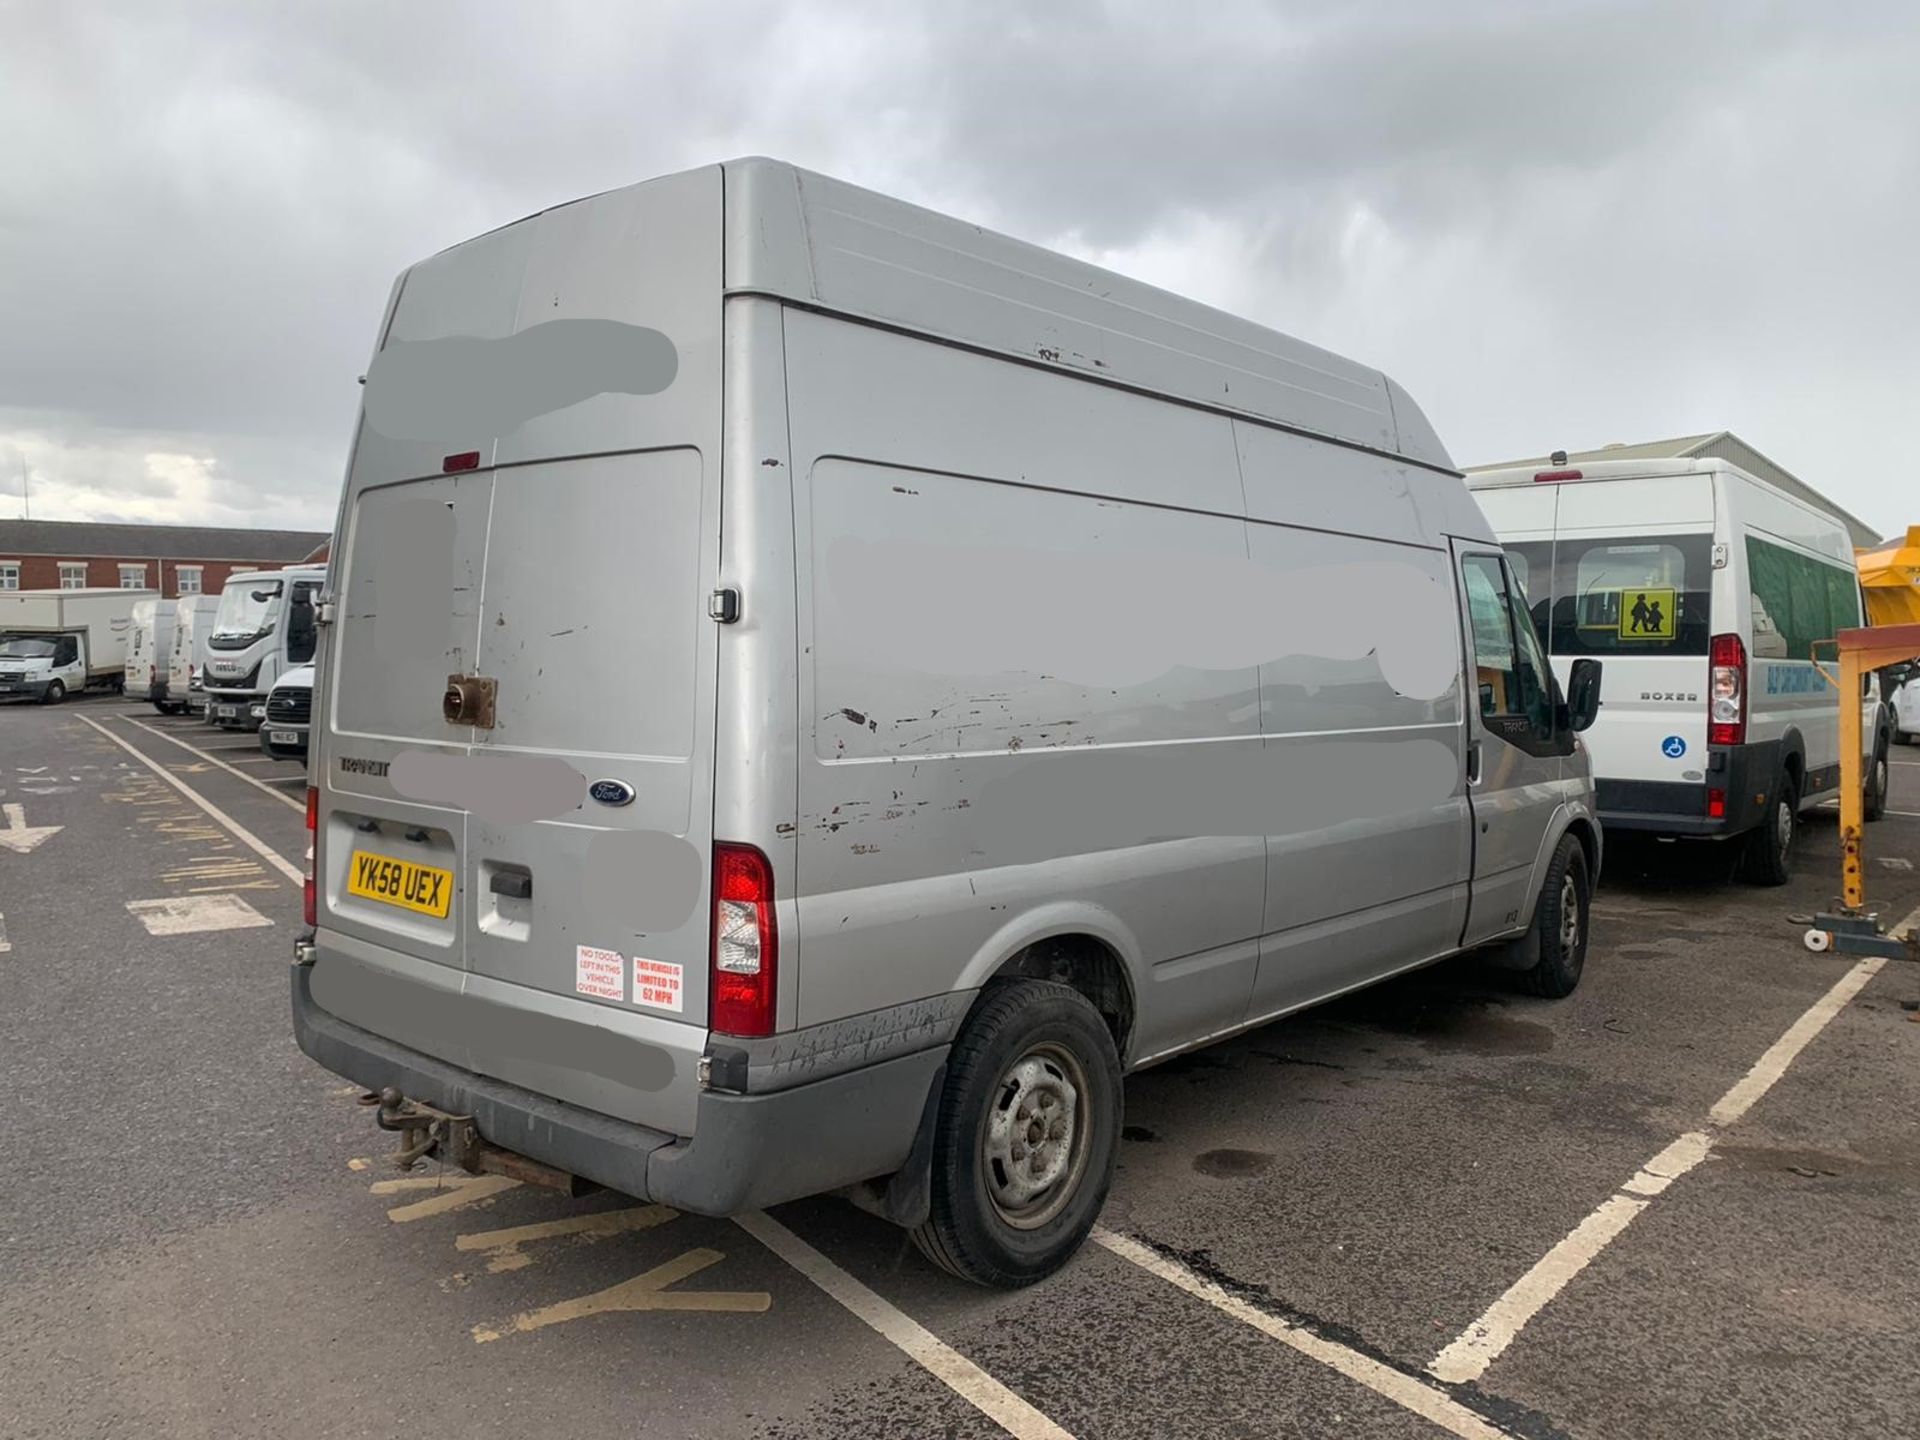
1466;740;1482;785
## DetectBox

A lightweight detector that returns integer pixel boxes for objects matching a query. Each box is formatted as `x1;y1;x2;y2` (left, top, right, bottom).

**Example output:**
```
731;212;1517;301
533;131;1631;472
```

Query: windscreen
1508;534;1713;658
212;580;281;642
0;637;56;659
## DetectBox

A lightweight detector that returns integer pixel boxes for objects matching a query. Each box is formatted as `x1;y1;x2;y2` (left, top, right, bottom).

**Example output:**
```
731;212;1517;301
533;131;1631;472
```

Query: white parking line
115;715;306;813
734;1210;1075;1440
78;716;304;885
1092;1228;1509;1439
1428;954;1889;1385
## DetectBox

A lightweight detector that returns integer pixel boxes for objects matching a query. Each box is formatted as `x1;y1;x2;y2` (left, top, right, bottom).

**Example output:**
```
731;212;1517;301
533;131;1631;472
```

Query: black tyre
41;679;66;705
1741;771;1799;886
1515;834;1590;999
1865;738;1890;823
912;980;1121;1288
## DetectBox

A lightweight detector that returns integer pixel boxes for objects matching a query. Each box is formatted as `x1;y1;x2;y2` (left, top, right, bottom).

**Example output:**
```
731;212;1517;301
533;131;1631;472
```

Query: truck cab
0;632;86;703
203;566;325;729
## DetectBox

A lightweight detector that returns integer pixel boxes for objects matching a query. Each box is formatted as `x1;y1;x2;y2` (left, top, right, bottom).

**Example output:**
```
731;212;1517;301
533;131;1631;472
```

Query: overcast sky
3;0;1915;536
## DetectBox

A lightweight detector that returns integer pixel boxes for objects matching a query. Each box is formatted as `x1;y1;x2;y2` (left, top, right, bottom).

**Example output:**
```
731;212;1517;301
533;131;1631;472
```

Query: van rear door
315;167;723;1137
1539;477;1715;816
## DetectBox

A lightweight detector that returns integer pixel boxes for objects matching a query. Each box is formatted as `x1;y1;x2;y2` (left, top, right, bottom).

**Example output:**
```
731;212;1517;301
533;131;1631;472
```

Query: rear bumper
1598;740;1779;837
290;961;947;1216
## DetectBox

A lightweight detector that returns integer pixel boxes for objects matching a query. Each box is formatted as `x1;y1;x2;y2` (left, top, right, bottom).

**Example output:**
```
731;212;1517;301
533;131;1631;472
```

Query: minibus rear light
1533;469;1583;482
1709;633;1747;746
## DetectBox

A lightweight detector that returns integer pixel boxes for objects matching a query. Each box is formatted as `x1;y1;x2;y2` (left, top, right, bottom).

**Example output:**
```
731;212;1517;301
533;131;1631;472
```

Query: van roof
476;158;1454;473
1464;432;1881;548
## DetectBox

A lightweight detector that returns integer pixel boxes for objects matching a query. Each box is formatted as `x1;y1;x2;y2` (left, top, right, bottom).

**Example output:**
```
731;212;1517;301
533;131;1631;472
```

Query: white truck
126;597;180;712
168;593;222;716
202;565;326;729
0;588;150;704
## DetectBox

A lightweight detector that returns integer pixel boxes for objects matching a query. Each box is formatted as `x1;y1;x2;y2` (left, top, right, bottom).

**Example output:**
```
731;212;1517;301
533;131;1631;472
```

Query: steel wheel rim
981;1041;1091;1230
1558;873;1581;955
1875;757;1887;801
1776;800;1794;863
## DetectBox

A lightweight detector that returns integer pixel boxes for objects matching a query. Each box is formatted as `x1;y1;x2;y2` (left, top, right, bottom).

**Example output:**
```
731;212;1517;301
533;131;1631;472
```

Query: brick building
0;519;330;600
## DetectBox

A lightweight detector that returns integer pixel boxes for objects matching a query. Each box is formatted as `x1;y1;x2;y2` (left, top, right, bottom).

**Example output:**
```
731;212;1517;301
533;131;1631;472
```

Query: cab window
1463;554;1553;735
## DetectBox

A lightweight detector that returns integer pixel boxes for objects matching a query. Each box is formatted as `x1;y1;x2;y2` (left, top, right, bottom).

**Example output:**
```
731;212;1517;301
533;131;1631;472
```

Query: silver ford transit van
292;158;1601;1287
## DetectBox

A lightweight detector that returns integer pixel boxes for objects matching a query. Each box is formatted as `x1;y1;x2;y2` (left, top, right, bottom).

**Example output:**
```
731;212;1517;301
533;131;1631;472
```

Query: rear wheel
912;980;1121;1288
1865;739;1890;823
1515;834;1590;998
41;679;66;705
1741;771;1799;886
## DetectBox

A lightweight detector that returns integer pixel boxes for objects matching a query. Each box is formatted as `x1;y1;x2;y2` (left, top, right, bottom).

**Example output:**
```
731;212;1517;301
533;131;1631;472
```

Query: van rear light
1709;633;1746;746
303;786;318;927
442;450;481;473
711;842;777;1038
1707;788;1727;819
1533;469;1583;483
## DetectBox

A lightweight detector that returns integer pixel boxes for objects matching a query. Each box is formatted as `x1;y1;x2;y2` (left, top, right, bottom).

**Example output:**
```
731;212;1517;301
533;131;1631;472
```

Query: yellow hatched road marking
471;1247;771;1342
454;1204;678;1273
372;1173;521;1222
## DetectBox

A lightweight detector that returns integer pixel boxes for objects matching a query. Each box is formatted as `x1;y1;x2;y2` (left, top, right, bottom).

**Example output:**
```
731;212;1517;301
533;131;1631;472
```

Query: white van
168;593;222;716
1469;453;1890;882
293;158;1603;1287
126;597;178;712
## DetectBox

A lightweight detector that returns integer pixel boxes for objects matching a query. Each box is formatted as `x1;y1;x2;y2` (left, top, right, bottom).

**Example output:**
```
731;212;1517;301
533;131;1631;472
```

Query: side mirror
1565;658;1602;733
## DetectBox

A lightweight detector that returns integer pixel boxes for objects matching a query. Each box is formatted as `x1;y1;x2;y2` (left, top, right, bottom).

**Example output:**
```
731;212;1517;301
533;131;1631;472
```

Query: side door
1454;543;1568;947
57;636;86;690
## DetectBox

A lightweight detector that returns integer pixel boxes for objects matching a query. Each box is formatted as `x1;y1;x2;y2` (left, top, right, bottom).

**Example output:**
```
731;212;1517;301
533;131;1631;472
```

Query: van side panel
1723;472;1870;797
783;309;1265;1060
1237;423;1470;1019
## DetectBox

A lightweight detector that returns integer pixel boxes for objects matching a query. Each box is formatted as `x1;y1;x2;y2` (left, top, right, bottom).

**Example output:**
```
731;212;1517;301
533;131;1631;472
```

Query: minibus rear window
1534;534;1712;657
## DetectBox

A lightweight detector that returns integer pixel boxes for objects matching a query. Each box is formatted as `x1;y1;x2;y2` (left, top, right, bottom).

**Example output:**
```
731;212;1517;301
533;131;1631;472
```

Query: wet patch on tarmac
1192;1148;1276;1178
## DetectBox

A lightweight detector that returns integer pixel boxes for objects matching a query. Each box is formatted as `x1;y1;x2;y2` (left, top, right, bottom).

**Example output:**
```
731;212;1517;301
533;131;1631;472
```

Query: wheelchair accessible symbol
1661;735;1687;759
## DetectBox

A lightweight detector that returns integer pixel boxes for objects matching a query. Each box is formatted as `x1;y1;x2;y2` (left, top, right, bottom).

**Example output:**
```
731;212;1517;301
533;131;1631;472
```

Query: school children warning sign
1618;587;1676;640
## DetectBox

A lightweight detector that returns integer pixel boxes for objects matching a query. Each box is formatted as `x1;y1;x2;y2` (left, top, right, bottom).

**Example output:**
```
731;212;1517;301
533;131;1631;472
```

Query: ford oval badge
588;779;636;807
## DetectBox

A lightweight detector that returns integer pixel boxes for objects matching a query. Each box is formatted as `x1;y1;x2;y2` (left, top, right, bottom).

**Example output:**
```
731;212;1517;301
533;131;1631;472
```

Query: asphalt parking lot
3;693;1918;1440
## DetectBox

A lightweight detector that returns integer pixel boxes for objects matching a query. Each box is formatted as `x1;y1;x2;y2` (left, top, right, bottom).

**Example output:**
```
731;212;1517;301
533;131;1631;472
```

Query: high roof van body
293;159;1601;1285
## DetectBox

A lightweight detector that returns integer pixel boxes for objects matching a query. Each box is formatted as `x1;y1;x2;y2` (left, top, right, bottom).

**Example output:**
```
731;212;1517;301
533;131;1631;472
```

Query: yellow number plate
347;851;454;918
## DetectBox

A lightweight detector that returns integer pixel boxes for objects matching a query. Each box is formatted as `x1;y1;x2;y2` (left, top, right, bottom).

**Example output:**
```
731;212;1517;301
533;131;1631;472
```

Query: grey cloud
2;1;1916;533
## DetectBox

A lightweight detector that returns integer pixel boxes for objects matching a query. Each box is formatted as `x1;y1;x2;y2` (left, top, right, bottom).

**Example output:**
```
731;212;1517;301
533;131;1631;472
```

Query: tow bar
367;1087;597;1196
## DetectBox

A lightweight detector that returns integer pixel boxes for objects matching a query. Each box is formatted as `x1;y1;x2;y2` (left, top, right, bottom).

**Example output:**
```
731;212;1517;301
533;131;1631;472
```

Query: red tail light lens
1707;788;1727;819
711;843;777;1037
1709;633;1746;746
1533;468;1584;483
303;786;318;927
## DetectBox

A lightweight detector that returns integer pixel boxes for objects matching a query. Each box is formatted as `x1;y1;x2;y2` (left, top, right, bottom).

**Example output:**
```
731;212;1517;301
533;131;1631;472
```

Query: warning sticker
575;945;625;1002
633;957;684;1013
1617;587;1677;640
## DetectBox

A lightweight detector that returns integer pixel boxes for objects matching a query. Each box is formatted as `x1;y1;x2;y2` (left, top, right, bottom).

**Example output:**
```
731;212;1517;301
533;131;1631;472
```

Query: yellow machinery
1856;526;1920;627
1801;618;1920;958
